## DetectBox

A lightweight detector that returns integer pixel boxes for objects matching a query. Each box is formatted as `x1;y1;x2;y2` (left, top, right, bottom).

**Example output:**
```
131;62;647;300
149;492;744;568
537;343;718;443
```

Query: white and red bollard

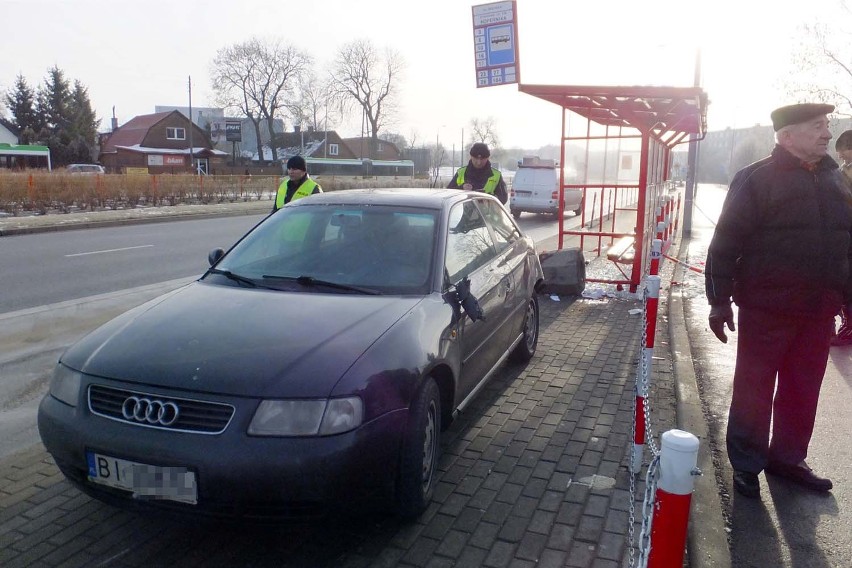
632;275;660;474
662;195;672;244
648;239;662;276
646;429;700;568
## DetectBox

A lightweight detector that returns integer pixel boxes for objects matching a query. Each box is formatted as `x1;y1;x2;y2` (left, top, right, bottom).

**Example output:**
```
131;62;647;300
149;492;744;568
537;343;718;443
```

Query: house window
329;143;339;156
167;127;186;140
376;142;384;153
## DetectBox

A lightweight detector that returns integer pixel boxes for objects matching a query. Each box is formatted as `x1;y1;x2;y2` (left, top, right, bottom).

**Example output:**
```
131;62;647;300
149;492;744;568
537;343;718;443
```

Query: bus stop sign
471;1;519;88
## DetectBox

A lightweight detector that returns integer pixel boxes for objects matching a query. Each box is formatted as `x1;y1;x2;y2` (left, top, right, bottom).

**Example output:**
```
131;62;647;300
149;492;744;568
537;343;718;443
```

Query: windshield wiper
207;268;259;288
262;274;381;295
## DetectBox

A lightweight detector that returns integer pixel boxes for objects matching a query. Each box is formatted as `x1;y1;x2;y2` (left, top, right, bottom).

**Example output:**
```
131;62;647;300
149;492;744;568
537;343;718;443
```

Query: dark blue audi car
38;188;544;520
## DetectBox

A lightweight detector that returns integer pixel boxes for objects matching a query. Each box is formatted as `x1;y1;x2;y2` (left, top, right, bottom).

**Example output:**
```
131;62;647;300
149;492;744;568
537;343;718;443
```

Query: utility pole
682;50;701;238
188;75;194;174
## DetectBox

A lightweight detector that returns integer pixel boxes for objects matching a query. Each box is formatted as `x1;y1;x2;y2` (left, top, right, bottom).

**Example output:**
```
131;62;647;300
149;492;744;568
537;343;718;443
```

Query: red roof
100;111;176;153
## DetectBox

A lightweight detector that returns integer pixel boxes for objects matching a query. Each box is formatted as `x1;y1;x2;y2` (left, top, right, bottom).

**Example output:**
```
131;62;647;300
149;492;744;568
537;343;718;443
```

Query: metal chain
629;279;666;567
638;454;661;568
640;284;661;458
628;391;637;568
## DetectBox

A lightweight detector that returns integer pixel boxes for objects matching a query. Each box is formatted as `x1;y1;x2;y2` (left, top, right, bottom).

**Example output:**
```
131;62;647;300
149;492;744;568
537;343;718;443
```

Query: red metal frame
519;84;706;291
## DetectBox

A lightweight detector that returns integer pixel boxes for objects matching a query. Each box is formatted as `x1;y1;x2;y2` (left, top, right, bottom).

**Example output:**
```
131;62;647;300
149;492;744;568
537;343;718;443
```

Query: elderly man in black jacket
705;103;852;499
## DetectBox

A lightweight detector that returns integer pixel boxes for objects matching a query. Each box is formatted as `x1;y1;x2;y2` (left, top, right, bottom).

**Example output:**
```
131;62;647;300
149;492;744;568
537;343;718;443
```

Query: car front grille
88;384;235;434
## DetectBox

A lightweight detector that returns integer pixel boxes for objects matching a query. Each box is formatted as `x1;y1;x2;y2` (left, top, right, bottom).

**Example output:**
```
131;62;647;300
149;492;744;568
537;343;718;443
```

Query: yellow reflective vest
275;178;318;210
455;167;501;195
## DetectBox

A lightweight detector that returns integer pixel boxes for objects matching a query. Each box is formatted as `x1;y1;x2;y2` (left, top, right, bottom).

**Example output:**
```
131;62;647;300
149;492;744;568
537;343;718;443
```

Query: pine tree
37;65;72;134
4;73;40;134
68;80;99;146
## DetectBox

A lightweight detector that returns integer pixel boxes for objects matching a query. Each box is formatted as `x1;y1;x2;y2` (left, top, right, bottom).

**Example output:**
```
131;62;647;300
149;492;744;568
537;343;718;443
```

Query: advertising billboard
225;121;242;142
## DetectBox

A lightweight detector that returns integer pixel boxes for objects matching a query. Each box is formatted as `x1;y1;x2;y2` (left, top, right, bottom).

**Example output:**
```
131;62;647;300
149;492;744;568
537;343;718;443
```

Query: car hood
62;281;423;398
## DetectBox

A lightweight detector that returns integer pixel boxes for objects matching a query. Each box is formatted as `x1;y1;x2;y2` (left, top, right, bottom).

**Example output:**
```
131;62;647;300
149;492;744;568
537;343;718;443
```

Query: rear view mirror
208;248;225;266
455;277;485;322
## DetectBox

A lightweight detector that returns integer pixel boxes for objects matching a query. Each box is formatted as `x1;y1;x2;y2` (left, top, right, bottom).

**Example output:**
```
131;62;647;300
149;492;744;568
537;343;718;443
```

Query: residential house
99;110;227;174
274;129;413;177
0;119;17;144
340;136;403;160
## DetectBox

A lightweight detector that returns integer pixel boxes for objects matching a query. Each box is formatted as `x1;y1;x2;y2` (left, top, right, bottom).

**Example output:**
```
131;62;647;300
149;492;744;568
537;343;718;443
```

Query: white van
509;156;583;219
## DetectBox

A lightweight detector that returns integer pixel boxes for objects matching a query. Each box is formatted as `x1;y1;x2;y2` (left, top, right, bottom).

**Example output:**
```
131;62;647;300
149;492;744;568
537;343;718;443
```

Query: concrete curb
0;202;270;237
668;236;731;568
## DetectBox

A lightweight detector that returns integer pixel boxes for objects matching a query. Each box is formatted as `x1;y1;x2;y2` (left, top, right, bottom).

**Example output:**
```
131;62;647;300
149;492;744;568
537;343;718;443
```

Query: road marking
65;245;154;257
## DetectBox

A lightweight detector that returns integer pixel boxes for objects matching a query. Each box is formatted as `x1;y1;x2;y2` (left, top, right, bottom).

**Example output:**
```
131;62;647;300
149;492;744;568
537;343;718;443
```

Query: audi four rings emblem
121;396;180;426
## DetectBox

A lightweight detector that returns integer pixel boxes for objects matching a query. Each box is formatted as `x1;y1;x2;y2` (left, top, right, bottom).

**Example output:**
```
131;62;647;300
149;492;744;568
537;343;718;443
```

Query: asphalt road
0;214;267;314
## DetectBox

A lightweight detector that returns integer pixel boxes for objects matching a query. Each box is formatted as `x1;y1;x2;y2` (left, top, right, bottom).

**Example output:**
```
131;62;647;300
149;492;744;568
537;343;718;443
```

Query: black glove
708;303;735;343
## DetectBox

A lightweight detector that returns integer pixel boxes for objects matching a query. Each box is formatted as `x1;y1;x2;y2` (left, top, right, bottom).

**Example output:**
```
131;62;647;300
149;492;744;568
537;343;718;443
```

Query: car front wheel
394;377;441;519
510;295;539;363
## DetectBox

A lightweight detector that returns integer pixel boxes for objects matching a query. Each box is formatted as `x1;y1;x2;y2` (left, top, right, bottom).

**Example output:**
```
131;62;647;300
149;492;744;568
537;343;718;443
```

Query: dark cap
469;142;490;159
770;103;834;131
287;155;307;171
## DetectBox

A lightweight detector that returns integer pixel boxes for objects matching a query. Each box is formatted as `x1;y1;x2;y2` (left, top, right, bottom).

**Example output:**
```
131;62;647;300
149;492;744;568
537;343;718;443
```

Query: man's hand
462;183;473;190
708;304;735;343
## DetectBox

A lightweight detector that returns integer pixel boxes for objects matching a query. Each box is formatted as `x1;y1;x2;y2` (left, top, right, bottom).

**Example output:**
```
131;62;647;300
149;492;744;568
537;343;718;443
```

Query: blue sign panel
472;1;519;88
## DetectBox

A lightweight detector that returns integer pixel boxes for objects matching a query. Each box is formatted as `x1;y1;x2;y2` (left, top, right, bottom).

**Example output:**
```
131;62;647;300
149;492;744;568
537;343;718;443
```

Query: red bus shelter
518;84;707;291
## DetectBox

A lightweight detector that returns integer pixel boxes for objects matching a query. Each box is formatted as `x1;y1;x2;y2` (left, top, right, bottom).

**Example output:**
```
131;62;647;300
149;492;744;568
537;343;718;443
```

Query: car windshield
213;203;438;295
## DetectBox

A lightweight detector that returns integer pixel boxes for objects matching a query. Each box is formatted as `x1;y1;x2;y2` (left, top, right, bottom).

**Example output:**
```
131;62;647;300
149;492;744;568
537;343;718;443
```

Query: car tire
511;209;522;219
394;377;441;520
510;295;539;363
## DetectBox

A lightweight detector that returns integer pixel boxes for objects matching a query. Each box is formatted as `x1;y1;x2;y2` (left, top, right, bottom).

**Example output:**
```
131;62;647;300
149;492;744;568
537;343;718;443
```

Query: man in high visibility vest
272;155;322;212
447;142;508;204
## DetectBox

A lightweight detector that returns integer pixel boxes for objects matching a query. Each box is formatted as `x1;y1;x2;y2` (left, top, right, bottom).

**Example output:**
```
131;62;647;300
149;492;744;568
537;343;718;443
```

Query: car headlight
248;397;363;437
49;363;82;407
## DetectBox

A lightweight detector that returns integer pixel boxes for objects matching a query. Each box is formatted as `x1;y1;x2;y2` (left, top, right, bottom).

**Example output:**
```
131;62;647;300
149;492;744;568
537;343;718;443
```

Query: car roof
289;187;487;210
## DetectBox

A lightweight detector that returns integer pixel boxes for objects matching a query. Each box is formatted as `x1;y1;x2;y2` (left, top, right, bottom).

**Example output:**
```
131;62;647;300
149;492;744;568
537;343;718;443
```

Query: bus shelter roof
518;84;707;147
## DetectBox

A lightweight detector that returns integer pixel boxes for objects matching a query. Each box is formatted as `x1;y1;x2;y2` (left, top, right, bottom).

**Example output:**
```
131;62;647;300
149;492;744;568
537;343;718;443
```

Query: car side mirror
455;277;485;322
208;248;225;266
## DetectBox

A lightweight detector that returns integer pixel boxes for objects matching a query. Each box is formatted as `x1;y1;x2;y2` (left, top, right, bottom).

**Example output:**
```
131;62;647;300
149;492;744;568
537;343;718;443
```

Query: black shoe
733;470;760;498
764;461;833;492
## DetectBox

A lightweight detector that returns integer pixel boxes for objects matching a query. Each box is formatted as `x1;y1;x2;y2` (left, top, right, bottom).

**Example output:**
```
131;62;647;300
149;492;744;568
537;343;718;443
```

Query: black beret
286;155;307;171
770;103;834;131
469;142;490;158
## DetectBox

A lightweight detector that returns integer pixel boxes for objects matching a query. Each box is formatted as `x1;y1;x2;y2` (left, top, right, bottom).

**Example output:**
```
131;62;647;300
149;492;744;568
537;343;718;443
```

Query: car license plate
515;190;532;196
86;452;198;504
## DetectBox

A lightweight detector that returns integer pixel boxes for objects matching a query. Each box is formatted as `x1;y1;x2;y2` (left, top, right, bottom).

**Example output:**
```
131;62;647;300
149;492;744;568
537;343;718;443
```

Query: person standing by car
448;142;508;204
272;155;322;212
831;129;852;345
705;103;852;499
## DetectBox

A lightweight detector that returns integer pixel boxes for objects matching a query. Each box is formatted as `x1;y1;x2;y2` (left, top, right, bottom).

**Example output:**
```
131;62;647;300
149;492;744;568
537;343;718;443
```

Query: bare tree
469;117;501;150
330;39;404;157
380;131;408;151
785;2;852;116
289;71;342;134
210;38;311;163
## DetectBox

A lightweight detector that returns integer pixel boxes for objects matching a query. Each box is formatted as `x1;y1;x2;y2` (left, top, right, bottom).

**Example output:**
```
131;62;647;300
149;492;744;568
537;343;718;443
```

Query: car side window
444;201;496;283
478;199;521;253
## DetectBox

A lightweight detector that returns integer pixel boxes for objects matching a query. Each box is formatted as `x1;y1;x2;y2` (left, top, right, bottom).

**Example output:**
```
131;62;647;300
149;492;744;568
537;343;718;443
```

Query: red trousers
726;307;832;472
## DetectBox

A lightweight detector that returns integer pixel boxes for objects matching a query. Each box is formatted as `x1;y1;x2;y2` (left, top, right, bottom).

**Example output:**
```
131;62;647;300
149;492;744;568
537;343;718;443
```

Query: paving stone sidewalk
0;205;700;567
